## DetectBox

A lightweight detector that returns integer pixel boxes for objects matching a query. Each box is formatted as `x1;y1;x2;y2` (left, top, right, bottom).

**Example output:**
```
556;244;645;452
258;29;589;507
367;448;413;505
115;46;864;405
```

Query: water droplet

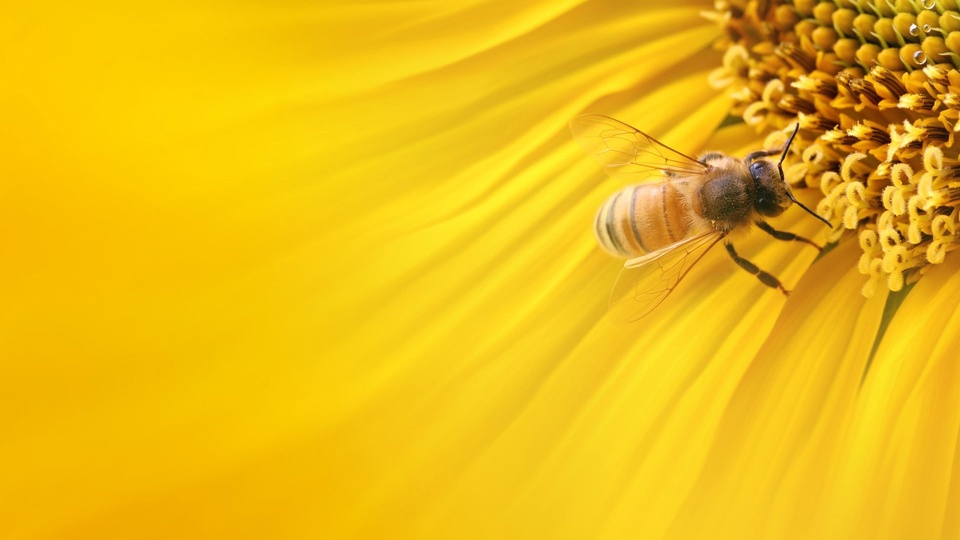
921;0;936;9
909;23;920;36
914;50;928;65
923;24;932;33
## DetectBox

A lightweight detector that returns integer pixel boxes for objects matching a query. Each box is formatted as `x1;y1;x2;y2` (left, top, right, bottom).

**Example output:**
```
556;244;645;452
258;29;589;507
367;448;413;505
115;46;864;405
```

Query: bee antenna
777;123;832;228
778;123;801;167
787;191;831;227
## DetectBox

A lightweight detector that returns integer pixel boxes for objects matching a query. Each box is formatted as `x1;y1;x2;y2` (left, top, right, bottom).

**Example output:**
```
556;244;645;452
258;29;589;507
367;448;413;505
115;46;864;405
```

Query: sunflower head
710;0;960;296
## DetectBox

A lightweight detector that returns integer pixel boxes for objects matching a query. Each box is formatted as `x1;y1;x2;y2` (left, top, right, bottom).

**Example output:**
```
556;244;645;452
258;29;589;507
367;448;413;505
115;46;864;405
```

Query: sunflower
2;1;959;539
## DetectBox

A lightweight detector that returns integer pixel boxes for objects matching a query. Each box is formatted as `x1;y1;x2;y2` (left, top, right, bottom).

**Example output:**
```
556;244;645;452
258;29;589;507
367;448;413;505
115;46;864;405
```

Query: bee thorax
698;173;754;231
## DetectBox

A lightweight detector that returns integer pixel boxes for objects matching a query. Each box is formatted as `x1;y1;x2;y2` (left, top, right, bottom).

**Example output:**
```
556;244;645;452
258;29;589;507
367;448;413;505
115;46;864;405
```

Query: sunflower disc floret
709;0;960;295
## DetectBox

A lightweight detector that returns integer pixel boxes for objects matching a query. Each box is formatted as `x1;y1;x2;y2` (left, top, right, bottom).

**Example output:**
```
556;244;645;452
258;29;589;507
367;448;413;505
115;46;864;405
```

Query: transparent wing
569;114;711;178
608;232;726;323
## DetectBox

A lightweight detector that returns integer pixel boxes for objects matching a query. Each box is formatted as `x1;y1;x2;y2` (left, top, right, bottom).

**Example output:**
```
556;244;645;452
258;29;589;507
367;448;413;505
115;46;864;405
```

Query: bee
569;114;831;321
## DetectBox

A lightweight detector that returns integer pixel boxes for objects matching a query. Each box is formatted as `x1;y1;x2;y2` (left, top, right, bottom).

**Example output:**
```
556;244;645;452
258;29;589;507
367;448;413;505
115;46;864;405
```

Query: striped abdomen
594;182;702;257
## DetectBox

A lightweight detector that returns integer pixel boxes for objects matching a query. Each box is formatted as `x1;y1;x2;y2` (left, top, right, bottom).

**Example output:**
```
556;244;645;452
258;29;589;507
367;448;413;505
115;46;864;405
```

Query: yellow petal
645;238;889;538
817;252;960;539
0;2;741;539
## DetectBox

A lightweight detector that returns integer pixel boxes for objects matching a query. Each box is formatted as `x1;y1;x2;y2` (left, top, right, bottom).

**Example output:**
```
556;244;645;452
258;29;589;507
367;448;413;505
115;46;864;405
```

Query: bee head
751;125;832;227
749;160;792;218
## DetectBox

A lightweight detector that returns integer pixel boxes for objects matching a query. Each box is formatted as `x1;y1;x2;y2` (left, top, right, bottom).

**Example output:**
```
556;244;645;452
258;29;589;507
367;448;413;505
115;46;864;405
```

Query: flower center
709;0;960;295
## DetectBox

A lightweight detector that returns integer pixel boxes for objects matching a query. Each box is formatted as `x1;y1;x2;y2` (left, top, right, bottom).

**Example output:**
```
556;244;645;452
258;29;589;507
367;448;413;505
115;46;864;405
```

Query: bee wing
608;232;726;323
569;114;711;178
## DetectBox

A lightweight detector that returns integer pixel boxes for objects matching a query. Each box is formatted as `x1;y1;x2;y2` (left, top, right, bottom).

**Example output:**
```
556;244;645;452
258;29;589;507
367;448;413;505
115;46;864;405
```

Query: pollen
710;0;960;295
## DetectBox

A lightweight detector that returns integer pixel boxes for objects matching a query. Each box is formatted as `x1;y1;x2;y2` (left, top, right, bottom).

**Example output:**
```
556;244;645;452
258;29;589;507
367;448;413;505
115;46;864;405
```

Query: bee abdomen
594;183;693;258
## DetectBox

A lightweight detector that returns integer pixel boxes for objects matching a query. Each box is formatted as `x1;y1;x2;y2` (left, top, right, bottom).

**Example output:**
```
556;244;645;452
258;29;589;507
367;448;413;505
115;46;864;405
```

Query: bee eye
749;161;764;178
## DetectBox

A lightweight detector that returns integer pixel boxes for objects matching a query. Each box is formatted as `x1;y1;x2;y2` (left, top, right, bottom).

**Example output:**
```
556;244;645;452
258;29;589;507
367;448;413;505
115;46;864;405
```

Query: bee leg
755;220;822;252
698;151;726;164
724;242;789;296
745;148;781;161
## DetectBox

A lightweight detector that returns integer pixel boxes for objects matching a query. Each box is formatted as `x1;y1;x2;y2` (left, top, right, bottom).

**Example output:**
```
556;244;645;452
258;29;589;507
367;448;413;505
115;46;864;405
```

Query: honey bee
570;114;831;321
